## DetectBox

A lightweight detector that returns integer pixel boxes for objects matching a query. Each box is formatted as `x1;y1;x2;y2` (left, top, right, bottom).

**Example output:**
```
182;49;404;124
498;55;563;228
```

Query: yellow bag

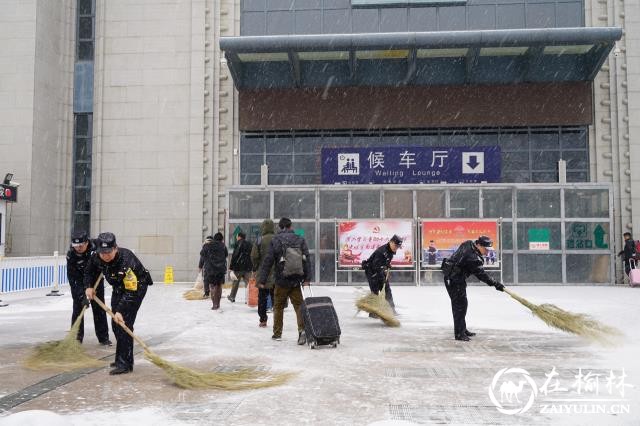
123;268;138;291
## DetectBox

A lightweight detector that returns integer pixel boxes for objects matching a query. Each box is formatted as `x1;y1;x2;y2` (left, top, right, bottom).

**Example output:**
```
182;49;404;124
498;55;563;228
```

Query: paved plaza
0;284;639;425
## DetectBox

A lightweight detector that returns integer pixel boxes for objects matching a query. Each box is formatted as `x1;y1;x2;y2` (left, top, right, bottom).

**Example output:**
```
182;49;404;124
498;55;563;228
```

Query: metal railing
0;252;68;294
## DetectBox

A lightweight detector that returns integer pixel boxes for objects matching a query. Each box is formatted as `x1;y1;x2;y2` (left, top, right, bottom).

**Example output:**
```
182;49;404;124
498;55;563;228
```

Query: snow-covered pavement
0;283;639;425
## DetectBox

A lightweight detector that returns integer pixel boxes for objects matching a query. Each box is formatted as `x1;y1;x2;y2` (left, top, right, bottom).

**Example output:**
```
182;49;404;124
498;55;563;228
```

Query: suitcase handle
302;282;313;298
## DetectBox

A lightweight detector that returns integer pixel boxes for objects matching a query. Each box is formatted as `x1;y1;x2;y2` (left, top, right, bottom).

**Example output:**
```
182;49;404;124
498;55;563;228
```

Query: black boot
455;334;470;342
464;330;476;337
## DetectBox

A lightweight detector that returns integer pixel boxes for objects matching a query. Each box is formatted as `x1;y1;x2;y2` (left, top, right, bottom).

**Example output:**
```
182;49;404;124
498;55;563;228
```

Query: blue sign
321;147;501;184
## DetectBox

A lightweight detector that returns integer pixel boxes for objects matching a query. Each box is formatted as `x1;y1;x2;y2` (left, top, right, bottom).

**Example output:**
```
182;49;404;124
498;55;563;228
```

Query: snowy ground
0;283;639;425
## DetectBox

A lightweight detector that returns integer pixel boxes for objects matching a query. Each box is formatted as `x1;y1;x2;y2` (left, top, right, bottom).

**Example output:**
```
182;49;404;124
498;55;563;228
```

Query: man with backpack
618;232;638;277
258;217;310;345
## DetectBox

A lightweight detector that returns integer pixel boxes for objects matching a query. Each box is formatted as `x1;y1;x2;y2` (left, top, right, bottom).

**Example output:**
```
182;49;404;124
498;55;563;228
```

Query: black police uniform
442;239;503;340
66;236;110;344
84;234;152;373
363;241;397;311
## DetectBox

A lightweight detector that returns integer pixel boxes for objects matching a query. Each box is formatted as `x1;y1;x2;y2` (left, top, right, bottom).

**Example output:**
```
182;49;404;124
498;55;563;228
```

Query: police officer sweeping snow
66;230;111;346
362;234;403;315
84;232;153;374
441;236;505;341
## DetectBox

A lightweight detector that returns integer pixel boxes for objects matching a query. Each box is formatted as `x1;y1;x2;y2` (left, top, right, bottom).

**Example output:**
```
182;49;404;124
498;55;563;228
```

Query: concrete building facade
0;0;638;284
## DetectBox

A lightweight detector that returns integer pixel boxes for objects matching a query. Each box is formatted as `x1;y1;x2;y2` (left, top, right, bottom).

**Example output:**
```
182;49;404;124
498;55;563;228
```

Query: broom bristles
355;290;400;327
144;350;295;390
183;289;207;300
23;306;105;371
505;289;622;345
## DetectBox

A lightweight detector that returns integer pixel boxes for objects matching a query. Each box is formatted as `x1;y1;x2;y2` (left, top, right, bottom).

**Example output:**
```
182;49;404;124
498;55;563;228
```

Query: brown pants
209;284;222;309
272;285;304;337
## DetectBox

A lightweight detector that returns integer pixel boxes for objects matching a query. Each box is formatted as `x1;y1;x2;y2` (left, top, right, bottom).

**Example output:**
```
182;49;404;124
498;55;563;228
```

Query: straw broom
23;275;106;371
91;296;294;390
183;271;207;300
356;270;400;327
503;288;622;345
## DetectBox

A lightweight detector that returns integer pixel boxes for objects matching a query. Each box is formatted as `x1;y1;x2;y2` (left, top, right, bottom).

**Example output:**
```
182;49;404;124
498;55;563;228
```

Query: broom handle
79;273;105;315
91;295;153;353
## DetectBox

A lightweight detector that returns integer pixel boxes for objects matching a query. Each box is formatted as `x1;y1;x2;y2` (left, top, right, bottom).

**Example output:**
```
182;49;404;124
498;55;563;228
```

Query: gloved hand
494;282;505;292
82;295;91;307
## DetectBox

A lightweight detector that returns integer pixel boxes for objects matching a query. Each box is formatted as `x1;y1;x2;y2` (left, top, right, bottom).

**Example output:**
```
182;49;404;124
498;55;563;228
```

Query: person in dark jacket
66;230;111;345
84;232;153;374
228;232;253;303
199;232;228;310
617;232;636;277
441;236;505;342
200;236;214;297
251;219;276;328
363;235;402;314
258;217;310;345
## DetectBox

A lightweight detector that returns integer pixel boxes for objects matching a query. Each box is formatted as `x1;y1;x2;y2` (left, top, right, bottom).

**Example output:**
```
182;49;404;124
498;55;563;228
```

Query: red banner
421;220;499;268
338;220;413;268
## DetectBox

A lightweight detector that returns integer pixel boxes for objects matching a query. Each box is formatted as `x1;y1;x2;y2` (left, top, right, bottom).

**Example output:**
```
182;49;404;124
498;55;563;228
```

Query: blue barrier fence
0;256;68;293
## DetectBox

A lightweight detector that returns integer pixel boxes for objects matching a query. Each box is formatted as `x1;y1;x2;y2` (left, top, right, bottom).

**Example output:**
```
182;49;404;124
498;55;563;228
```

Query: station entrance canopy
220;27;622;89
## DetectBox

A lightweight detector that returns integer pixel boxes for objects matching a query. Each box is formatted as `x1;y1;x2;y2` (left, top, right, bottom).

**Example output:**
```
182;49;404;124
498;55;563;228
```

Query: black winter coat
618;238;636;261
444;240;498;287
258;229;309;288
84;248;153;313
199;240;228;282
230;239;253;272
363;243;395;291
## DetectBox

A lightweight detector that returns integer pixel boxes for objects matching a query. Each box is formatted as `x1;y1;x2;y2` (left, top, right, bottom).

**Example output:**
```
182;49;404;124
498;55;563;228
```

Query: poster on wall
421;220;499;269
337;220;414;268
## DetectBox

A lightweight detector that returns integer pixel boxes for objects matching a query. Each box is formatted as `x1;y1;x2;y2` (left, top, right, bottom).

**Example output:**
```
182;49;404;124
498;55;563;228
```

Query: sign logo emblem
338;153;359;175
489;367;538;415
462;152;485;174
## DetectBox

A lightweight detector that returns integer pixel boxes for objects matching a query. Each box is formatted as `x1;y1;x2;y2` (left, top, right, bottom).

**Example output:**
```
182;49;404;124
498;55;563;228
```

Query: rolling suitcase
629;260;640;287
301;286;341;349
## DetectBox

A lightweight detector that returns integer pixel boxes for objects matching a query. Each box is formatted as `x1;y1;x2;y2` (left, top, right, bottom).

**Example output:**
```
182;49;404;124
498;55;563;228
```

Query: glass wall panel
229;192;270;219
416;190;445;218
266;136;293;153
242;136;265;153
483;189;512;218
319;222;336;250
449;190;479;218
384;190;413;218
320;253;348;283
500;221;513;250
517;222;562;250
565;189;609;218
268;175;294;185
516;189;560;218
566;254;610;283
565;222;610;250
228;222;263;246
352;191;380;218
501;253;513;283
292;222;316;249
518;254;562;283
499;132;528;150
531;151;560;170
241;155;263;173
274;191;315;219
320;191;348;218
